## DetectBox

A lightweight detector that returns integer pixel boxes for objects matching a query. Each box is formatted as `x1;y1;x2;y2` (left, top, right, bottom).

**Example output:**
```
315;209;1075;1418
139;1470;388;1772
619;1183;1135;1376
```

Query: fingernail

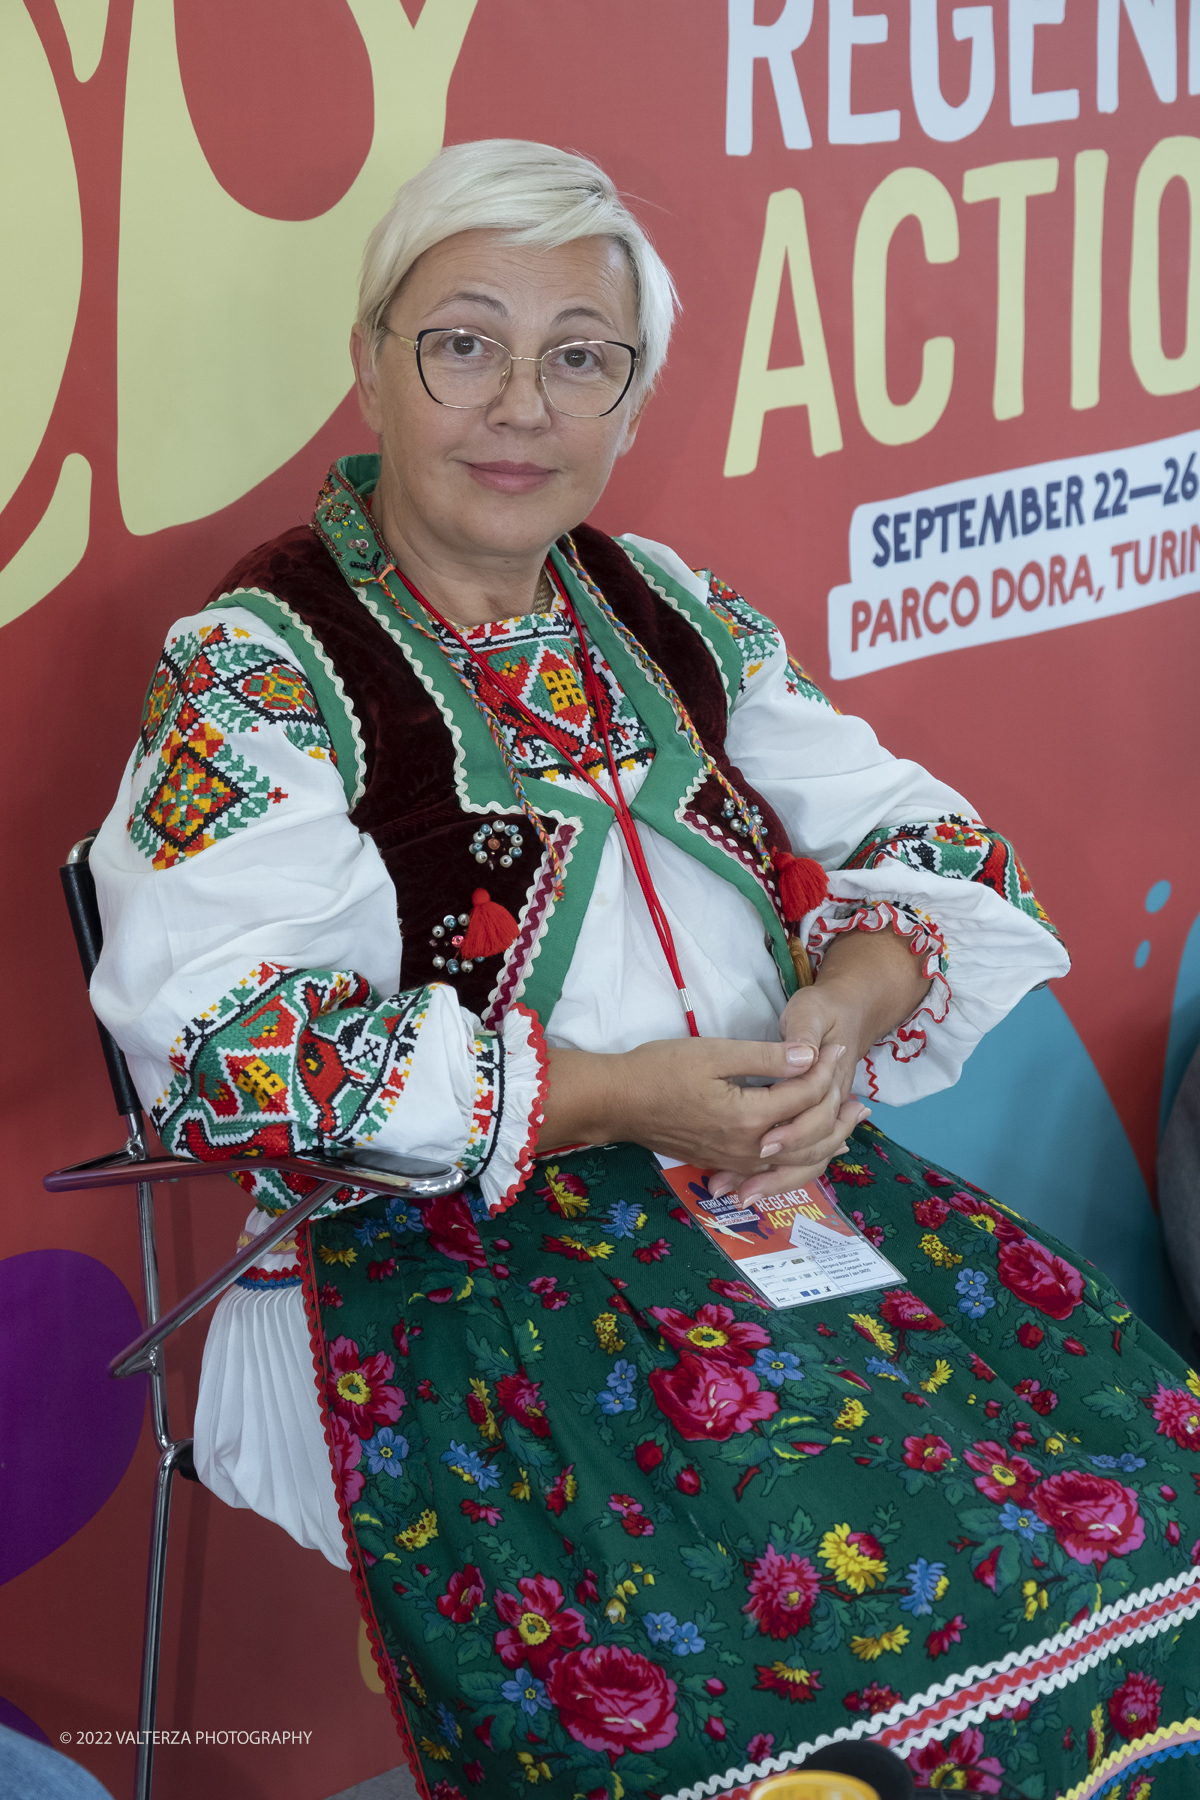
707;1177;735;1199
856;1106;871;1121
837;1141;849;1154
831;1044;847;1060
760;1140;782;1158
785;1043;815;1067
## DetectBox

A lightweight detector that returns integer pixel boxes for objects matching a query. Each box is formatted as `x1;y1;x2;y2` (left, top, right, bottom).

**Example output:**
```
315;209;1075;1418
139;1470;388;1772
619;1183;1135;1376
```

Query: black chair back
61;833;143;1118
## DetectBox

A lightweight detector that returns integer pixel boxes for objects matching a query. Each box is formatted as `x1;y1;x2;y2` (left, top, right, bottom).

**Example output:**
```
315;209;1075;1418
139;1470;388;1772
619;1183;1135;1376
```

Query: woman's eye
551;344;601;376
449;335;481;357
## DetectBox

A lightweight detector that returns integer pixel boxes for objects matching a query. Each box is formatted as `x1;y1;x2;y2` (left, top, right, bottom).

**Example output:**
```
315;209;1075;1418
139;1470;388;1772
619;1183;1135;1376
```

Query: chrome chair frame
45;833;464;1800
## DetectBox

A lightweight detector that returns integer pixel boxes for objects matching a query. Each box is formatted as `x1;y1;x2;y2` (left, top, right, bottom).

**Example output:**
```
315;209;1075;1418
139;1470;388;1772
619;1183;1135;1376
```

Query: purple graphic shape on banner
0;1697;51;1744
0;1251;145;1585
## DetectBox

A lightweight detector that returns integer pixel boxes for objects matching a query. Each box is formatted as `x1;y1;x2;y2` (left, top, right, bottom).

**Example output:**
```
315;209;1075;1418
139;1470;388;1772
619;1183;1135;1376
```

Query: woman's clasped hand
541;921;932;1201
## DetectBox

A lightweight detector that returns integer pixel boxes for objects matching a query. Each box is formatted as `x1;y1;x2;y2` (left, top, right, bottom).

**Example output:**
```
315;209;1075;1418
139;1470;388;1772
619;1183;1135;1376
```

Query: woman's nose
488;356;552;427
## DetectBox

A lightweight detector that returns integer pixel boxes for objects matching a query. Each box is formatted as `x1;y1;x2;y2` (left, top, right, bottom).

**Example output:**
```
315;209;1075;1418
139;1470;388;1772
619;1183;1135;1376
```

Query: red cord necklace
389;559;701;1037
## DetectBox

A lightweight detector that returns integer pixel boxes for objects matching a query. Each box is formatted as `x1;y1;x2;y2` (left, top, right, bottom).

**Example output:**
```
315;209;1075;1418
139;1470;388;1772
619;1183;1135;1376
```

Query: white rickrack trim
805;897;951;1073
664;1564;1200;1800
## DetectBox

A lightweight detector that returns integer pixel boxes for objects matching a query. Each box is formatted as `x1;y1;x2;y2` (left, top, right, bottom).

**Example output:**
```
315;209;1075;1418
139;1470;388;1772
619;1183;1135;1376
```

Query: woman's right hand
539;1037;866;1189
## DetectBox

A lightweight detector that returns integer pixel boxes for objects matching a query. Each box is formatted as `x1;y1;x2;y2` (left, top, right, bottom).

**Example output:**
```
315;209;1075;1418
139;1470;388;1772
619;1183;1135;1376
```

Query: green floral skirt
299;1124;1200;1800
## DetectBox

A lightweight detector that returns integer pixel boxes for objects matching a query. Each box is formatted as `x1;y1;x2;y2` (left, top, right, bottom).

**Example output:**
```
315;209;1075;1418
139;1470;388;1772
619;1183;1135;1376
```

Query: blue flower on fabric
955;1269;995;1318
898;1557;946;1617
501;1677;551;1716
466;1189;492;1224
865;1356;908;1382
441;1440;500;1491
673;1620;706;1655
597;1359;638;1415
435;1703;460;1745
997;1502;1048;1541
1090;1453;1146;1472
644;1612;678;1645
353;1218;388;1246
385;1198;426;1235
605;1200;644;1238
364;1426;409;1478
752;1347;805;1388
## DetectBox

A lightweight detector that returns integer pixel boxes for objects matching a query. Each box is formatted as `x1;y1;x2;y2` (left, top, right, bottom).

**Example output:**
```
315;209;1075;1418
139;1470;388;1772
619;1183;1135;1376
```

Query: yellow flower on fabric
848;1313;896;1357
819;1523;888;1593
1088;1704;1106;1771
1186;1367;1200;1400
1022;1579;1048;1620
510;1470;532;1501
1044;1435;1066;1455
395;1509;438;1551
541;1167;589;1218
594;1312;626;1354
919;1234;962;1269
560;1234;614;1260
317;1243;357;1266
517;1751;552;1783
920;1360;954;1394
605;1596;627;1623
468;1377;502;1444
418;1737;451;1762
834;1399;868;1430
849;1626;909;1661
935;1574;950;1601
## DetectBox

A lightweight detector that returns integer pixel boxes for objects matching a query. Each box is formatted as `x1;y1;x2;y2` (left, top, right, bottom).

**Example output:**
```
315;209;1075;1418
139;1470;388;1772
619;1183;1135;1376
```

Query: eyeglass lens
416;330;634;417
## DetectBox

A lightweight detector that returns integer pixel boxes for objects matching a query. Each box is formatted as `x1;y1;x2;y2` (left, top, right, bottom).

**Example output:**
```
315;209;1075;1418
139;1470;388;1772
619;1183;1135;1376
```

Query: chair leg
134;1439;193;1800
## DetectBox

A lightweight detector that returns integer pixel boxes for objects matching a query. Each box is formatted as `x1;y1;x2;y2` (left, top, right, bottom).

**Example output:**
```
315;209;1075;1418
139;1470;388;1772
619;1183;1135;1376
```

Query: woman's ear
350;325;383;432
614;385;653;460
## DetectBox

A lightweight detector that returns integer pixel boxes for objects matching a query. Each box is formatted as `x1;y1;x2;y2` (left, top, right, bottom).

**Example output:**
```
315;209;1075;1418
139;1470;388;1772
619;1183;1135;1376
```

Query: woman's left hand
707;924;933;1203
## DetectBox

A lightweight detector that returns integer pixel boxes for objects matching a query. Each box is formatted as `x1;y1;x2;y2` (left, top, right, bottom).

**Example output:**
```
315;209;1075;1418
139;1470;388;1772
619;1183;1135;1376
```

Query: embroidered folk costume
93;457;1200;1800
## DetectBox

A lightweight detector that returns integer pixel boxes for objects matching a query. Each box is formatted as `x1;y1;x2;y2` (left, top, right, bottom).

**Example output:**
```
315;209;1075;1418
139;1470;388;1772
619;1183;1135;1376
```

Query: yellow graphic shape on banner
854;167;959;446
54;0;110;82
0;0;82;519
1130;134;1200;398
0;455;91;631
117;0;478;536
724;187;843;476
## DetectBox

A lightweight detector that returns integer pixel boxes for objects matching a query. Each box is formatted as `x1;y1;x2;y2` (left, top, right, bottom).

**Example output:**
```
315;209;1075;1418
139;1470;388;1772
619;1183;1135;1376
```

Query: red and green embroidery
844;815;1061;939
131;621;333;870
150;963;496;1216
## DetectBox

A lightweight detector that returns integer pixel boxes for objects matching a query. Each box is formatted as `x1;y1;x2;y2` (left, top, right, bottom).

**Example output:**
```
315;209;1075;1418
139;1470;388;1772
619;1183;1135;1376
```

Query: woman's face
351;230;648;568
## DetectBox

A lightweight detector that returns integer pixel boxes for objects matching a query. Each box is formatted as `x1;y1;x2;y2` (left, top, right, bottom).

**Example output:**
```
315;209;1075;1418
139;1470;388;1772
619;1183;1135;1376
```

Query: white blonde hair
357;139;678;396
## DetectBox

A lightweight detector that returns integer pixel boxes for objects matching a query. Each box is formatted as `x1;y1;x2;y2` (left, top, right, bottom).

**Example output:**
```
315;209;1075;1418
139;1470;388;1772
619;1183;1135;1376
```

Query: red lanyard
390;561;700;1037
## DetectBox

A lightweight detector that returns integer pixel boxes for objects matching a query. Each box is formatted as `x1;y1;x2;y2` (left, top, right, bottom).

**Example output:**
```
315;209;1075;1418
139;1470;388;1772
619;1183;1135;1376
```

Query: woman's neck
369;486;553;628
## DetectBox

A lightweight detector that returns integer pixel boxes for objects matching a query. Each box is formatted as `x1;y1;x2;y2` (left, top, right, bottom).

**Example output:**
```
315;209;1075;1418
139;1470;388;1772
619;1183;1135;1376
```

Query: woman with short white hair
92;140;1200;1799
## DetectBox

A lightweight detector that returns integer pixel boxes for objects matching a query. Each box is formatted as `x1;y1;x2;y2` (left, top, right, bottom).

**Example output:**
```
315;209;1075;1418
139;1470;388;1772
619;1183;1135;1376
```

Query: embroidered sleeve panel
694;570;835;709
130;616;335;871
151;961;545;1220
151;962;438;1215
842;813;1063;942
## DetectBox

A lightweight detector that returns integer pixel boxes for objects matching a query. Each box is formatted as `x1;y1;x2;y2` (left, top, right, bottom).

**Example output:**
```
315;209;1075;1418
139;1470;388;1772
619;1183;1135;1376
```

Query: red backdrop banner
2;3;1197;1793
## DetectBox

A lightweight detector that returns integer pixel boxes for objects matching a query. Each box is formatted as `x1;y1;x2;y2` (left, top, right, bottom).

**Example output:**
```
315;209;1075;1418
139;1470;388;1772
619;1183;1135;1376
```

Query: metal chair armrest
45;1146;466;1199
43;1146;466;1379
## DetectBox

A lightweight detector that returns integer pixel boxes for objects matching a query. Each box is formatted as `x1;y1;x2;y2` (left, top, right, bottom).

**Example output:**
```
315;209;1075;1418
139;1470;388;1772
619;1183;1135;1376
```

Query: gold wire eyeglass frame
382;325;639;418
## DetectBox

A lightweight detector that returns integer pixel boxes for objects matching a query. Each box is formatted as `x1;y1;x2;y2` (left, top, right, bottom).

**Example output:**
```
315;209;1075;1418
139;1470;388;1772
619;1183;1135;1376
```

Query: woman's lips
463;461;555;494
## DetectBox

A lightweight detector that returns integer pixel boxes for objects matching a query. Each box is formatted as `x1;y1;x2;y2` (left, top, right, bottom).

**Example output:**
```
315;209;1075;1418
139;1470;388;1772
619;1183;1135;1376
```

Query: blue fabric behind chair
0;1725;114;1800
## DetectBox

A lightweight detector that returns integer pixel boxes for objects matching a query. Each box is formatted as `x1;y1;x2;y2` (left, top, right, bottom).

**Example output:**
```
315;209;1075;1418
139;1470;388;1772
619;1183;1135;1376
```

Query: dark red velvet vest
209;524;792;1015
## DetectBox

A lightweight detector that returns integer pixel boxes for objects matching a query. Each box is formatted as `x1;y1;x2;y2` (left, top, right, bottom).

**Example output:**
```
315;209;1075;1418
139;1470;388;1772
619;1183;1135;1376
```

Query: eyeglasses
383;326;639;418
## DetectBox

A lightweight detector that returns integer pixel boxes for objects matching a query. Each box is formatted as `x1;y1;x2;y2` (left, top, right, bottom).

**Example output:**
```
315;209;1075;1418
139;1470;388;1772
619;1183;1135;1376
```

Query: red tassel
461;888;521;960
772;850;828;924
